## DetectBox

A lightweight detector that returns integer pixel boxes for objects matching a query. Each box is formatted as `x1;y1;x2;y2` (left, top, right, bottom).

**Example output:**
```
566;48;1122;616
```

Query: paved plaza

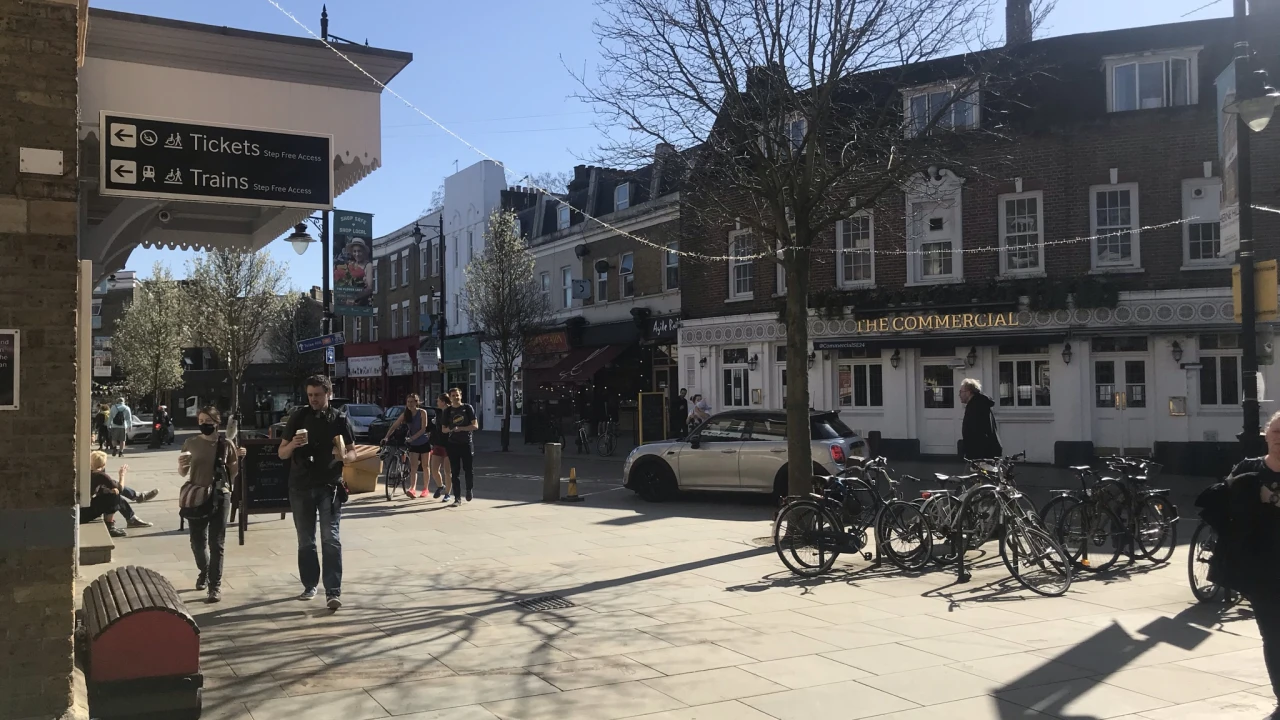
84;440;1276;720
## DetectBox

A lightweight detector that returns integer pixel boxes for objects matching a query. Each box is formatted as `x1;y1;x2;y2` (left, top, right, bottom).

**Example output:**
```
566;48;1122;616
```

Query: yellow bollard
561;467;584;503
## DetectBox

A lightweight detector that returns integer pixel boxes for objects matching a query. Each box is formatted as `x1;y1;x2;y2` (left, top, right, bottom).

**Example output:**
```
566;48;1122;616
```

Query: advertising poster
333;210;375;316
1217;64;1240;256
92;336;113;378
0;330;17;410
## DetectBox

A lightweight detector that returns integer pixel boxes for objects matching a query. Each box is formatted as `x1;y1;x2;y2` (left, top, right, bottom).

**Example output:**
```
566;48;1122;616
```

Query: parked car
269;397;352;439
127;413;153;442
367;405;438;445
623;409;866;502
344;403;384;440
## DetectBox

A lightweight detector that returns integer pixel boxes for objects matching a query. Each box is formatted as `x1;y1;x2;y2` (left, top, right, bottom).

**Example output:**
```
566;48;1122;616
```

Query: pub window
728;229;754;300
998;359;1051;407
391;306;400;339
1183;178;1225;267
723;348;749;365
920;346;956;357
1200;334;1242;406
1092;336;1149;353
723;368;750;407
923;365;955;408
837;362;884;408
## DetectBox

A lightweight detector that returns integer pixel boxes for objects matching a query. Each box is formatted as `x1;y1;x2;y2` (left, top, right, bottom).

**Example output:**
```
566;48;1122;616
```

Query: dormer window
904;82;978;137
557;205;571;230
785;114;806;150
1105;49;1199;112
614;183;630;211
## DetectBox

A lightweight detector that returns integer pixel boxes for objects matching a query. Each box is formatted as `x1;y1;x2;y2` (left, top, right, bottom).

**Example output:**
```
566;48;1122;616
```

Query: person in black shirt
279;375;356;610
671;388;689;438
959;378;1002;461
1212;412;1280;719
443;387;479;504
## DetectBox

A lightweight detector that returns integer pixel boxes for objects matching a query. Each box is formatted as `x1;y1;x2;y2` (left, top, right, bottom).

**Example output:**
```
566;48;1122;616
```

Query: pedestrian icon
164;168;182;185
109;160;137;185
142;166;156;182
140;129;159;147
109;123;136;148
164;132;183;150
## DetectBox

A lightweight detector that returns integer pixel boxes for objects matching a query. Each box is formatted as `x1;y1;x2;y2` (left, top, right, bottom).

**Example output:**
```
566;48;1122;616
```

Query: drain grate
749;536;774;548
516;594;576;611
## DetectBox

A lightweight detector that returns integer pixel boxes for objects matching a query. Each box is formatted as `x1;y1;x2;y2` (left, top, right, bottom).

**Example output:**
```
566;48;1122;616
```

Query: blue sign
325;346;336;365
297;332;346;354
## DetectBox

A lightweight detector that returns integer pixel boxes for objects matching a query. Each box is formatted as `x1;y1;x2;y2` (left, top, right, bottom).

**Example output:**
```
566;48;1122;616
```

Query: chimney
1006;0;1032;46
651;143;675;198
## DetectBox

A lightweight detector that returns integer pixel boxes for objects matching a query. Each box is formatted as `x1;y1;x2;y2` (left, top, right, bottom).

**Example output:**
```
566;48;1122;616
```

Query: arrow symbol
113;127;133;144
113;164;133;178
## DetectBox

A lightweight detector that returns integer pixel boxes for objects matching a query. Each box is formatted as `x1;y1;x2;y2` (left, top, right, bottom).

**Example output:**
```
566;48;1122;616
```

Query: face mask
200;423;217;436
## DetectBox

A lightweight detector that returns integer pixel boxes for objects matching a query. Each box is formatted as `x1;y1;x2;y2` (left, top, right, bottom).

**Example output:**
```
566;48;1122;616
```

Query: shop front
679;290;1276;470
345;354;383;404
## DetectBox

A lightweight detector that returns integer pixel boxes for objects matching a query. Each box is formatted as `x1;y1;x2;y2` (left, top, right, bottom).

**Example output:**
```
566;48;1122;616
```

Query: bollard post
543;443;562;502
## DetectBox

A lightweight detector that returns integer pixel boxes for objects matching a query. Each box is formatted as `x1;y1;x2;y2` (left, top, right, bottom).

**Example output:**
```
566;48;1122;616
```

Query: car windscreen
811;414;856;439
347;404;382;418
384;407;404;420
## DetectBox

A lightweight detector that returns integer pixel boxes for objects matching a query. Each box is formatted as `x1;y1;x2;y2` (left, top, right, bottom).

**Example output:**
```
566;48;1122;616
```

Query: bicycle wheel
1135;494;1178;564
999;523;1072;597
773;500;841;577
399;455;417;498
1188;521;1224;603
598;433;616;457
876;501;933;571
921;494;961;565
383;456;398;501
1058;501;1125;572
961;490;1001;548
1038;495;1077;544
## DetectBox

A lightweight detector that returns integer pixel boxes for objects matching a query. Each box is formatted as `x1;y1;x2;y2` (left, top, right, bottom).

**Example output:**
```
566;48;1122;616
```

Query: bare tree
576;0;1051;495
114;262;189;408
266;292;326;398
463;210;554;451
525;171;573;194
184;249;288;419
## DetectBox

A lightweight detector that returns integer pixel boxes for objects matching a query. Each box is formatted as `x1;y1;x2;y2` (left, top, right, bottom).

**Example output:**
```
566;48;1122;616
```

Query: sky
97;0;1231;290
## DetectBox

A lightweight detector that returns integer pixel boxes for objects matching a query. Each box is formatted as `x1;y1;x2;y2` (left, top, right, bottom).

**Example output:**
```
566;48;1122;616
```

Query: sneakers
107;525;127;538
195;574;208;591
405;489;417;499
126;517;153;528
139;489;159;502
452;496;462;507
298;587;318;601
442;494;451;503
207;588;221;604
326;595;342;610
433;485;444;499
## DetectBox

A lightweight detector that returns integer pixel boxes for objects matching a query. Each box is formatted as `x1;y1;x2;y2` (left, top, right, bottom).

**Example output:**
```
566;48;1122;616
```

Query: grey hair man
959;378;1002;461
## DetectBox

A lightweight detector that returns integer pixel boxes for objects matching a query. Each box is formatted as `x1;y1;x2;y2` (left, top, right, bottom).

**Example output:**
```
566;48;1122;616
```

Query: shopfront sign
527;331;569;356
99;112;333;209
0;329;17;410
387;352;414;377
848;311;1019;334
646;316;682;343
346;355;383;378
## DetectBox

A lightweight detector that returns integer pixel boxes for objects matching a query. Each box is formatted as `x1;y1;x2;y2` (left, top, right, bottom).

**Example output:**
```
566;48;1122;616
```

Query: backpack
179;438;229;521
112;409;126;425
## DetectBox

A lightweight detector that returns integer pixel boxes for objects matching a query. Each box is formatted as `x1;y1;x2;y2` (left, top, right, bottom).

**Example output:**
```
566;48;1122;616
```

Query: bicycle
911;463;1006;566
1044;457;1177;568
597;419;619;457
773;456;932;577
378;444;413;500
574;420;591;454
1038;465;1128;573
948;453;1073;596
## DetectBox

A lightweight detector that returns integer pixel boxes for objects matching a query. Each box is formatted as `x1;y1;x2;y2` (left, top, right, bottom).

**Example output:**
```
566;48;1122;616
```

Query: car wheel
632;460;676;503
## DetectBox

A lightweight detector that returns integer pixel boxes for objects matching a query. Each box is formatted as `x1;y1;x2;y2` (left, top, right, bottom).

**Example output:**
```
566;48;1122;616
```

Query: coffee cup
296;429;309;445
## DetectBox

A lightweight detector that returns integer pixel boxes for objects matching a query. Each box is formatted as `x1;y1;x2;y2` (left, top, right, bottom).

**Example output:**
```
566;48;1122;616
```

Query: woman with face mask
178;405;245;603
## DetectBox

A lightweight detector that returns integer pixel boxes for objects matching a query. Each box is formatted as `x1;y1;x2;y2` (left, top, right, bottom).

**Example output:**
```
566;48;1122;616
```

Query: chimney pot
1006;0;1032;46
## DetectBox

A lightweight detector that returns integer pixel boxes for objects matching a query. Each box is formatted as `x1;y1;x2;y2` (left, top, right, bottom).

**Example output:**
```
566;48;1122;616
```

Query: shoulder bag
179;438;229;521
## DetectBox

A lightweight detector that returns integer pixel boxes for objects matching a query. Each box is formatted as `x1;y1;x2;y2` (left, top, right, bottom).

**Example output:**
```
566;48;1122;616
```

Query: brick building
678;8;1280;469
524;150;685;442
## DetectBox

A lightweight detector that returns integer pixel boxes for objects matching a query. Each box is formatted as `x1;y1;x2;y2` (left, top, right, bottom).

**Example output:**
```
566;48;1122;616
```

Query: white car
127;413;152;441
623;409;866;501
344;403;383;440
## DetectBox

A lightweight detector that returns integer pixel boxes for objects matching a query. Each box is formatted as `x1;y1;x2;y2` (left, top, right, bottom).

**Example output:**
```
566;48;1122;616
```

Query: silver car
623;409;866;501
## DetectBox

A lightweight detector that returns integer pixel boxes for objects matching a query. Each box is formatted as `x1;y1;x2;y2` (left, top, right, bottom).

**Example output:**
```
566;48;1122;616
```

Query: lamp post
1226;0;1280;454
286;211;333;335
411;212;447;396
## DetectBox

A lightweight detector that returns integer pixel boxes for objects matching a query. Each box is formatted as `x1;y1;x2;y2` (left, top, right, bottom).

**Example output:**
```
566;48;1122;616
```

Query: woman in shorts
429;394;454;502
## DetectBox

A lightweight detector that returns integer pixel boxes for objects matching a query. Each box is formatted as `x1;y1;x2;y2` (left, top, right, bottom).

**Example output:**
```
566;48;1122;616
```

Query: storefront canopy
529;344;627;386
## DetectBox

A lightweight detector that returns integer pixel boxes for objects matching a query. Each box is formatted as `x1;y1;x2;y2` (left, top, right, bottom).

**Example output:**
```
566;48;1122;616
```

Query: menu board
638;392;667;444
0;330;16;410
240;438;291;511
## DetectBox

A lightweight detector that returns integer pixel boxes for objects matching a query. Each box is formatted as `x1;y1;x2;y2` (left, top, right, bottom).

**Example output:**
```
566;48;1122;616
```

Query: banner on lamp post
1217;63;1240;257
333;210;375;316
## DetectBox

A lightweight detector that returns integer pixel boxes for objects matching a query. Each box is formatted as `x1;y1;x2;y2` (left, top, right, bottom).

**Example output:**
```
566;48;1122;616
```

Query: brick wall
581;219;678;304
0;0;84;718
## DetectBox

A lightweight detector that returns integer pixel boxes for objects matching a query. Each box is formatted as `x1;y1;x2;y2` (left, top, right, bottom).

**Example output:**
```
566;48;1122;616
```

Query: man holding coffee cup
279;375;356;610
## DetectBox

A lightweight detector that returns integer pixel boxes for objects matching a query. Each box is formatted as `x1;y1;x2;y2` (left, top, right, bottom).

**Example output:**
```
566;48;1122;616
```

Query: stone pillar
0;0;86;718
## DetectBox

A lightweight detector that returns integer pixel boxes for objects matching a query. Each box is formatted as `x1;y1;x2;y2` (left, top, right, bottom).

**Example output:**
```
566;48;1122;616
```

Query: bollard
561;467;585;503
543;443;562;502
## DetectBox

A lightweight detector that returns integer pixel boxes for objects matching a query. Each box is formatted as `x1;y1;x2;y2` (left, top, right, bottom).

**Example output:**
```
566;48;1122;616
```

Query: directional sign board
99;112;334;210
297;332;346;355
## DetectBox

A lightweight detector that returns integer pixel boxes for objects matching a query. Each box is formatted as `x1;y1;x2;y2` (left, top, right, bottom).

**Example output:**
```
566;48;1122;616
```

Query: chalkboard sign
240;438;292;511
638;392;668;444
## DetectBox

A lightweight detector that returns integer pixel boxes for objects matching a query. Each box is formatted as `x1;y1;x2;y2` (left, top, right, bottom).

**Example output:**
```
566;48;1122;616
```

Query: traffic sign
99;112;334;210
297;332;346;354
325;347;336;365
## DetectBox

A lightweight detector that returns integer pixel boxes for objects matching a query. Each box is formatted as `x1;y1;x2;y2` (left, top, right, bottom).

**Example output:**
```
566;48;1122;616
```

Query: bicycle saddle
1068;465;1093;473
933;473;979;484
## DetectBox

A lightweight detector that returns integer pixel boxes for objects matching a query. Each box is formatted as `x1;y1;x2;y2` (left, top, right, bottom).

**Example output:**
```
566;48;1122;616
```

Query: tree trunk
500;377;512;451
785;248;814;497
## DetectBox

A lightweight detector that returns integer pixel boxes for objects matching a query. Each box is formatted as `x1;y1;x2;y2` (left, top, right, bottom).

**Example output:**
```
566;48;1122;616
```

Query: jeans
79;493;135;523
121;486;138;501
448;443;474;496
1255;592;1280;702
188;495;228;589
290;485;343;596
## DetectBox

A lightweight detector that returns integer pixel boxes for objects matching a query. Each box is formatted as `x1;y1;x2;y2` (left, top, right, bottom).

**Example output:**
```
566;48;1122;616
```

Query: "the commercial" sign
99;112;333;210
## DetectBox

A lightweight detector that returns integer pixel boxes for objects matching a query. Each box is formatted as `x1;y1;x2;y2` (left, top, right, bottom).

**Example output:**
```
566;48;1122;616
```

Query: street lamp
287;223;316;256
1225;70;1280;132
284;213;332;335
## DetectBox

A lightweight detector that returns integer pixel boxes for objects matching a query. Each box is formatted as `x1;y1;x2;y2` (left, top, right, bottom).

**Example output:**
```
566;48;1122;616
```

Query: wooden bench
83;566;203;719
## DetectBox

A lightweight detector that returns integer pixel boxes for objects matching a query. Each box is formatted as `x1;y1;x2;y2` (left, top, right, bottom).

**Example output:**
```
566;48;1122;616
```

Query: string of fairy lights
267;0;1280;266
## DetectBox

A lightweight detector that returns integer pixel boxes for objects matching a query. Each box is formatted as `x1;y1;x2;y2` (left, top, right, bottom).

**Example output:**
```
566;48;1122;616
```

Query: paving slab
641;666;787;706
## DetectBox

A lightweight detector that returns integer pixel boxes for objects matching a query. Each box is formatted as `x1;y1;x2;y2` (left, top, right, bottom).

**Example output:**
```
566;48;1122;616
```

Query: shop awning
813;331;1067;352
531;344;627;385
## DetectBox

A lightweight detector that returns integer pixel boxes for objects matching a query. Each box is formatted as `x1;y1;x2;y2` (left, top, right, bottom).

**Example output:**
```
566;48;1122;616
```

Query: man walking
671;388;689;438
108;397;132;457
279;375;355;610
443;387;478;504
959;378;1002;461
